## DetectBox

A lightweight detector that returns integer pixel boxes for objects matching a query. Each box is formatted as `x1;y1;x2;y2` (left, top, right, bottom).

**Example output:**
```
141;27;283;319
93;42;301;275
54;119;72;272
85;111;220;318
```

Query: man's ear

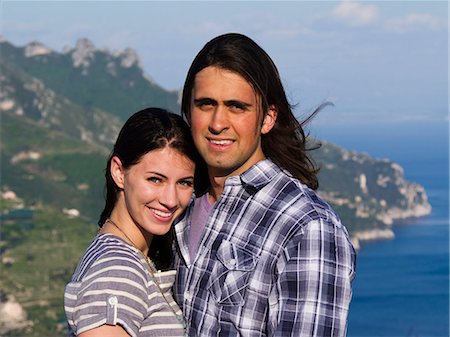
110;156;125;189
261;105;278;135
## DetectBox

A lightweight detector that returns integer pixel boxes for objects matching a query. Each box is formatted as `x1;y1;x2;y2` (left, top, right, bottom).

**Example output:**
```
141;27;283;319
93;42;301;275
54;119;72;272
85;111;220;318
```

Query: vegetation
1;206;97;337
0;40;180;120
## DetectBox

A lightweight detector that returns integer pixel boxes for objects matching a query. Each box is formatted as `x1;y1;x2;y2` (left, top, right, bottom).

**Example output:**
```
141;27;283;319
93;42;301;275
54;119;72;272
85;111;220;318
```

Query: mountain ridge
0;37;179;121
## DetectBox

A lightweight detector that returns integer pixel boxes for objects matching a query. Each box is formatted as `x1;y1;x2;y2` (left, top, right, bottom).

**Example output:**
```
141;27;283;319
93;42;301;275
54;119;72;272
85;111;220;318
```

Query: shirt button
185;291;192;301
229;258;236;266
108;296;118;306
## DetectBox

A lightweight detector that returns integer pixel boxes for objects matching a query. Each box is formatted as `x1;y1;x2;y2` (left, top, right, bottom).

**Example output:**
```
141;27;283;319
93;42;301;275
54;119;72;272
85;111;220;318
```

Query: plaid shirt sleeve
274;218;356;337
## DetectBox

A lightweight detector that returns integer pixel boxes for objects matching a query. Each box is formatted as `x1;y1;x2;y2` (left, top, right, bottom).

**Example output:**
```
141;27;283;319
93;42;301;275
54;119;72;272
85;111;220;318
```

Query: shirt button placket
106;295;118;324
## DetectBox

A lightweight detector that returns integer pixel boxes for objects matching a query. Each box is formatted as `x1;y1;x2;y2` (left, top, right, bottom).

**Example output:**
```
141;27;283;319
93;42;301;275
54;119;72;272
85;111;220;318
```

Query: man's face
190;66;274;178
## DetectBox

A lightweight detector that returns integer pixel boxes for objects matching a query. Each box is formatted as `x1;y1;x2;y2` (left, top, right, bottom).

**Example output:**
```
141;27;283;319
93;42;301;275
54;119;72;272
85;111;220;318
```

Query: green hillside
0;39;180;120
1;111;107;220
1;207;97;337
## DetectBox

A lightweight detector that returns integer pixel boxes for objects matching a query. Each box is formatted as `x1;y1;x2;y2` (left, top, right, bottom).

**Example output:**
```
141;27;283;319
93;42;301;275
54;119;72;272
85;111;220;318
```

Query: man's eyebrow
224;100;252;108
193;98;217;105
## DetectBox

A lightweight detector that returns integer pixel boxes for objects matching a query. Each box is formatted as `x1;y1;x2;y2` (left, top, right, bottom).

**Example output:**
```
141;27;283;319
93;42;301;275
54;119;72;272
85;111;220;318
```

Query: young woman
64;108;201;337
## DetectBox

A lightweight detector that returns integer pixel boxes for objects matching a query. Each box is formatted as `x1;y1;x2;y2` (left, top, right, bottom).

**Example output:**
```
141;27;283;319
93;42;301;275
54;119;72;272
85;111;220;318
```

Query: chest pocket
208;240;257;306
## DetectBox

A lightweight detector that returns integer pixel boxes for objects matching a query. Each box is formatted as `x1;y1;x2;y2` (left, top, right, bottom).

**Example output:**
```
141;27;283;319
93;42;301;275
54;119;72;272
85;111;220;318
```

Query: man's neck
208;175;226;203
207;156;267;202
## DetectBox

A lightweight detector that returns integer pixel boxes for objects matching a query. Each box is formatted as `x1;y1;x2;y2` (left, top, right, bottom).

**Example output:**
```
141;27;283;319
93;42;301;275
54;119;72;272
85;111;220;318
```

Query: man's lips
207;138;234;146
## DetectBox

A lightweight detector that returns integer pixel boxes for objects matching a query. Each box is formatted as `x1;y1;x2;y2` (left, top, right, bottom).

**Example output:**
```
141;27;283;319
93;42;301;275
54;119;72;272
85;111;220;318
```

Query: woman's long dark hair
182;33;322;190
98;107;204;270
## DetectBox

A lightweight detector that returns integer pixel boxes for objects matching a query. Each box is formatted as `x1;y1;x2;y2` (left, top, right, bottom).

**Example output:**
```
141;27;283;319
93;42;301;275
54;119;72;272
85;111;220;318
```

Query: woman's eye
178;180;193;188
147;177;161;183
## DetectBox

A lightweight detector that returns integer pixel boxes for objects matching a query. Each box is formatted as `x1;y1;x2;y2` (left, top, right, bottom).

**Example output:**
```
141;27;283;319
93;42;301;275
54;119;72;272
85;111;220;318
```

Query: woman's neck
102;210;152;256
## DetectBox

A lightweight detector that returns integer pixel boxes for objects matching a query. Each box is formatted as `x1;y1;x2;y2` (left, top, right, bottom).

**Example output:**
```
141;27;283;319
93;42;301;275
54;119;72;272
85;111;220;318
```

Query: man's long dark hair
181;33;321;190
98;107;203;270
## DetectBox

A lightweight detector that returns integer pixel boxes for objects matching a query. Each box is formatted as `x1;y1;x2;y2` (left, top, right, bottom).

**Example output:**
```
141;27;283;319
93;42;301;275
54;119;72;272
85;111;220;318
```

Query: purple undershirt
189;193;214;261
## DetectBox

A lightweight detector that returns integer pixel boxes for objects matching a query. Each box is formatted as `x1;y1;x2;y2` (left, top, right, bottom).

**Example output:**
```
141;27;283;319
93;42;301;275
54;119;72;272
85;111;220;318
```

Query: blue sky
1;1;448;159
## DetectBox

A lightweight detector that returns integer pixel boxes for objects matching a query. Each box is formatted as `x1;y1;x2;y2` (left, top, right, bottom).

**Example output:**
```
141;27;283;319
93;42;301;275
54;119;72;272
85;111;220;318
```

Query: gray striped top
64;233;185;337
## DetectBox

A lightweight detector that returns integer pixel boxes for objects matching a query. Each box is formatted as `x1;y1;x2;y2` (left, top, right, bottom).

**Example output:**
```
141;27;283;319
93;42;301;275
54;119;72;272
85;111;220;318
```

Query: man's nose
208;105;229;134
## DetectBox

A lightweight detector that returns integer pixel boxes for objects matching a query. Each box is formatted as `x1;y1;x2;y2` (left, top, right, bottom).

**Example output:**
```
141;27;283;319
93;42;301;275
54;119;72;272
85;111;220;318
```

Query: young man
174;33;356;337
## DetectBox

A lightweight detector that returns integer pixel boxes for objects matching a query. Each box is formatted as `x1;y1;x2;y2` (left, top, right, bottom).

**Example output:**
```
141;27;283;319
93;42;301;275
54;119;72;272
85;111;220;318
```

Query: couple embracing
64;33;356;337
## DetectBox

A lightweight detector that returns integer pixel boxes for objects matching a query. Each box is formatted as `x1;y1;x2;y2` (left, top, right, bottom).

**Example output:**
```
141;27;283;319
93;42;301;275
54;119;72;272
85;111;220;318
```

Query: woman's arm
79;324;130;337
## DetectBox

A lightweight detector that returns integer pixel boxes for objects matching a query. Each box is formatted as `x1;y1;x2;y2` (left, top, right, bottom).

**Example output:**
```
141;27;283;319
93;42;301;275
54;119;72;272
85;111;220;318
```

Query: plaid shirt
174;159;356;337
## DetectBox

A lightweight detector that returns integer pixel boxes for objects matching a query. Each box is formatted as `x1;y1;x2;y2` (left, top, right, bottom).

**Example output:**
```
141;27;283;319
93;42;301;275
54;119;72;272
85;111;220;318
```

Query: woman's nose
159;183;178;209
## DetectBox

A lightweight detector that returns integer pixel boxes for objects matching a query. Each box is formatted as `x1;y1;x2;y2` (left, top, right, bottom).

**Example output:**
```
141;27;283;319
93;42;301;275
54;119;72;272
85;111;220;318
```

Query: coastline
351;202;433;251
351;228;395;251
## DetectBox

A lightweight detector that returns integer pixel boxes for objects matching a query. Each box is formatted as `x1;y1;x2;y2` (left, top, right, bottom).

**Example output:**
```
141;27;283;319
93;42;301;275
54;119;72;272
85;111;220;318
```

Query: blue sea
314;122;449;337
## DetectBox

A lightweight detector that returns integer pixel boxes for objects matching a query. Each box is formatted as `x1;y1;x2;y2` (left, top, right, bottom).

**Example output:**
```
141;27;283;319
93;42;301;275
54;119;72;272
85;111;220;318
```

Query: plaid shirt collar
238;158;281;189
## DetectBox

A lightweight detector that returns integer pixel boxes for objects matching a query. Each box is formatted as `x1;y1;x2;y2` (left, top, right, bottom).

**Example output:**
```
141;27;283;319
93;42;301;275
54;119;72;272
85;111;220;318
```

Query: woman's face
113;146;195;236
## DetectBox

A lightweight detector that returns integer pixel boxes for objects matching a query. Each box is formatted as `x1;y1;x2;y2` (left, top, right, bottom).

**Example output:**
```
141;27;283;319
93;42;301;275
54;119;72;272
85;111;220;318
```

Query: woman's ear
261;105;278;135
110;156;125;189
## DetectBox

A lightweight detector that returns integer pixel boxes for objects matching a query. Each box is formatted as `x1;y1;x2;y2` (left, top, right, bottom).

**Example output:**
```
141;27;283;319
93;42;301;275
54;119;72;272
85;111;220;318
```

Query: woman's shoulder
64;234;153;337
70;233;145;282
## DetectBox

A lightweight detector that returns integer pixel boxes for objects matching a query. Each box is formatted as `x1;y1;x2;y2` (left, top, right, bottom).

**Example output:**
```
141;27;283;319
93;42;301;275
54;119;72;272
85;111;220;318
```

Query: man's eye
228;102;248;112
200;103;213;109
194;99;215;111
230;104;245;111
197;103;213;111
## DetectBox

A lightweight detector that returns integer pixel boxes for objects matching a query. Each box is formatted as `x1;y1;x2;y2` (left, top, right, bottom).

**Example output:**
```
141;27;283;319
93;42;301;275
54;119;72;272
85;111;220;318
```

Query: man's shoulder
255;163;311;198
242;159;306;190
255;167;341;224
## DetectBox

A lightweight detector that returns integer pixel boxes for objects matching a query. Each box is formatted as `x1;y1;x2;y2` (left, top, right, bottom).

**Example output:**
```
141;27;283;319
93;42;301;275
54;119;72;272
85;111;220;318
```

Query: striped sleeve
64;247;149;337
